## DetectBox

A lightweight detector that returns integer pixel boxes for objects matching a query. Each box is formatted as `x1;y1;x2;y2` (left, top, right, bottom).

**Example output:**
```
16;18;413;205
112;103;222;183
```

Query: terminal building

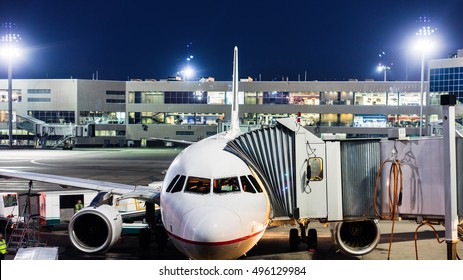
1;50;462;147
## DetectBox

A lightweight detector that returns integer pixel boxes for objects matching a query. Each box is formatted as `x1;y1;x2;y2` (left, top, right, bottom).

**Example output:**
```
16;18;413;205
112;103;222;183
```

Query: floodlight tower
377;51;391;82
177;42;196;81
1;23;21;148
183;51;194;81
415;20;435;137
377;64;391;82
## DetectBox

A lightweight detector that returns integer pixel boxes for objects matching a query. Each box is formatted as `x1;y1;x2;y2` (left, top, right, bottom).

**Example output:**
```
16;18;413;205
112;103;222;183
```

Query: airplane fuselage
160;132;270;259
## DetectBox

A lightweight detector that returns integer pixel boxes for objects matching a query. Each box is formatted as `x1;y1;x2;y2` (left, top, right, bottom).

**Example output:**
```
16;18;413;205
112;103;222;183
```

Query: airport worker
75;200;84;213
0;232;7;260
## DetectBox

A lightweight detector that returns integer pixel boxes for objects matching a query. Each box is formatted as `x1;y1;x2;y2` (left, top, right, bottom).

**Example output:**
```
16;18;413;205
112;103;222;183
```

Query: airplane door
59;194;84;222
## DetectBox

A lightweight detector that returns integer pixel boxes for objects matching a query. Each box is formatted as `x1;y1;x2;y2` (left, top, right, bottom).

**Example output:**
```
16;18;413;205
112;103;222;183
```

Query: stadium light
1;23;21;148
377;51;392;82
183;67;194;80
377;64;391;82
415;24;436;137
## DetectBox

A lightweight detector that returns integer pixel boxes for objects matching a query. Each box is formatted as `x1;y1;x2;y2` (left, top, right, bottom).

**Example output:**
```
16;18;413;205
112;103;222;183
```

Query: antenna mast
230;46;240;133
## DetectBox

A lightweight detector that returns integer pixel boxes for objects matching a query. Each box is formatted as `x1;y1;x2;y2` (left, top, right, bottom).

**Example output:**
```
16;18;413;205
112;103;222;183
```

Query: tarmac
0;147;461;261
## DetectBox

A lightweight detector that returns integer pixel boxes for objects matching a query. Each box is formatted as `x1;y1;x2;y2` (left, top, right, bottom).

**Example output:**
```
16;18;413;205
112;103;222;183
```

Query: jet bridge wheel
289;228;300;251
307;228;318;251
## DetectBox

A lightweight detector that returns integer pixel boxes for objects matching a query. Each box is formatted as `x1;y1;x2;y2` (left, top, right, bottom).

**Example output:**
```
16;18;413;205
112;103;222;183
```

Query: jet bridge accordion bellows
225;123;296;218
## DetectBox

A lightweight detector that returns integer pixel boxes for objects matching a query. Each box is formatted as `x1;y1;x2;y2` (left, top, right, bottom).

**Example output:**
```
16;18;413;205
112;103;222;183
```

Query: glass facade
128;90;422;106
27;97;51;102
5;77;458;146
429;67;463;104
126;89;425;129
95;130;126;136
28;110;75;123
28;89;51;94
165;91;208;104
79;111;125;124
0;89;22;102
128;112;224;125
0;110;15;123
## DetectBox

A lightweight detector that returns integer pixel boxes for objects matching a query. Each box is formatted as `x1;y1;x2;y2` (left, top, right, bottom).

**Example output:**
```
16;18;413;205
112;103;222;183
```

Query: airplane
0;47;380;259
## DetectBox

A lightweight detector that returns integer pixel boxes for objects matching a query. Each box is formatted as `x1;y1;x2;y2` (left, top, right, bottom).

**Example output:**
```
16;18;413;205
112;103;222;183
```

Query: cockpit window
185;177;211;194
240;176;256;193
171;175;186;193
247;175;263;193
166;174;180;193
213;177;240;194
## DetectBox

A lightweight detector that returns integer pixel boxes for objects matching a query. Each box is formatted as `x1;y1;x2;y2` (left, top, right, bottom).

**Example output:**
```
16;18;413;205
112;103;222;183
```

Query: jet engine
331;219;381;256
68;204;123;254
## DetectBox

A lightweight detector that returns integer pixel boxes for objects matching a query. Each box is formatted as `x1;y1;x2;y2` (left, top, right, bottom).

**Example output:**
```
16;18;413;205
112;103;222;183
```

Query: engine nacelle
331;220;380;256
68;204;123;254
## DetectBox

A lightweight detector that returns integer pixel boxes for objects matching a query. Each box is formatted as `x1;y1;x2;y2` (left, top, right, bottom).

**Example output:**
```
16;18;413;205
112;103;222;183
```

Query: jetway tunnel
225;122;298;218
225;118;463;223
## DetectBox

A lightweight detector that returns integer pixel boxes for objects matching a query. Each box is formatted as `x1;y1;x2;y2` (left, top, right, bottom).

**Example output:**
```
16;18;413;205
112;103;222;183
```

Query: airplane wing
150;137;195;146
0;168;161;204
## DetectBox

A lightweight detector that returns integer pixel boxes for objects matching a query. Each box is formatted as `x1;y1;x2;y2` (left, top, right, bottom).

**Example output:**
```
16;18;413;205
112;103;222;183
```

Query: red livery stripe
166;228;266;246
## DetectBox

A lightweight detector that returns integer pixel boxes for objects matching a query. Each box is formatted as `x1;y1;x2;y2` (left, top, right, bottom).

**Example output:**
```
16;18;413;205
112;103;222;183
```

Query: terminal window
0;89;22;102
28;110;75;123
430;67;463;103
27;89;51;94
164;91;207;104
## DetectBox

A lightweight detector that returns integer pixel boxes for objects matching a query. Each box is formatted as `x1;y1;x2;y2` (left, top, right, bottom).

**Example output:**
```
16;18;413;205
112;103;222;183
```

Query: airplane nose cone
181;206;241;243
179;207;243;259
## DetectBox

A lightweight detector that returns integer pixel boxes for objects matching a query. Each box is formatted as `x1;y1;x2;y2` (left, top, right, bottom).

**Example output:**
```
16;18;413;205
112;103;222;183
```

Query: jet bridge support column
441;95;458;260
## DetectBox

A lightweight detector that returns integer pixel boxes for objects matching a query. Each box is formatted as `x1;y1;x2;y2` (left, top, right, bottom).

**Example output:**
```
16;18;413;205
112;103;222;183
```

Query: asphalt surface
0;147;461;260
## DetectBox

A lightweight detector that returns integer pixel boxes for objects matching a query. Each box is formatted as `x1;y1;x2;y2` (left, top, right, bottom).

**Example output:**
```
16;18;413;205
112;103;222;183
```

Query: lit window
185;177;211;194
213;177;240;194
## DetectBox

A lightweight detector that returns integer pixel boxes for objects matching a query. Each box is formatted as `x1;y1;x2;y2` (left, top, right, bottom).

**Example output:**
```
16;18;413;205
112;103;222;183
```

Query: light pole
377;51;391;82
1;23;21;148
415;25;435;137
377;64;391;82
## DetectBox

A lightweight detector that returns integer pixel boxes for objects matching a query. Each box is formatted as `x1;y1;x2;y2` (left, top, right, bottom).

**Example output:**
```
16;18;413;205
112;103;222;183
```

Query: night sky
1;0;462;82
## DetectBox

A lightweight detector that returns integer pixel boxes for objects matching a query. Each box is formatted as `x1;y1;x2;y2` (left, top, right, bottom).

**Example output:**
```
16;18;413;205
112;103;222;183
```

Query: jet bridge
226;118;462;221
16;115;94;149
225;117;462;256
225;118;381;222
